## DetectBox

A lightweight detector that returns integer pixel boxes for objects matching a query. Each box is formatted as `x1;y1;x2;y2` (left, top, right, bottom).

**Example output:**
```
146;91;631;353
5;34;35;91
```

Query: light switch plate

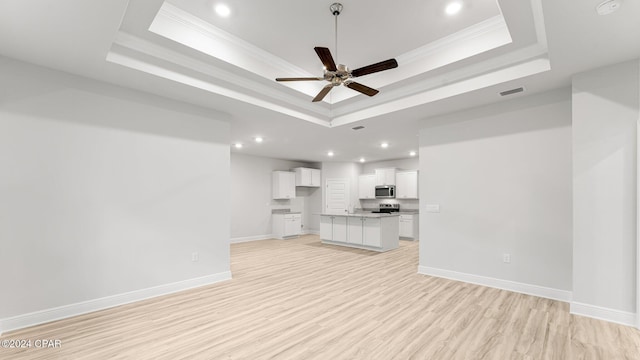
425;204;440;213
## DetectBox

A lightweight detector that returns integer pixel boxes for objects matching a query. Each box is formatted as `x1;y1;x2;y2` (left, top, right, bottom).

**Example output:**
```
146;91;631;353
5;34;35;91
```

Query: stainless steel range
371;203;400;213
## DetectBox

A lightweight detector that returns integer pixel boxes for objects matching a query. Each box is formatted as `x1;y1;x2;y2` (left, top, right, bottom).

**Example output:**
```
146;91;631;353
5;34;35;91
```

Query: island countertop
315;213;400;218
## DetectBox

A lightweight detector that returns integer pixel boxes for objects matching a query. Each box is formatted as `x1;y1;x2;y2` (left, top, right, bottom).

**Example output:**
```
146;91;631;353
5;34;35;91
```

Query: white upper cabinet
294;167;321;187
375;168;396;186
396;171;418;199
358;174;375;199
272;171;296;199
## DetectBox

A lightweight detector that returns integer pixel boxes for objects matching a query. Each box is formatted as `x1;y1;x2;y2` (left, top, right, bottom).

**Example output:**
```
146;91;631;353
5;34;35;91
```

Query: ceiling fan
275;3;398;102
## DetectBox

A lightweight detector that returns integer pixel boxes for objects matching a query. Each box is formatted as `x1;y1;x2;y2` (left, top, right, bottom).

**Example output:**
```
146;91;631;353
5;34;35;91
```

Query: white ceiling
0;0;639;163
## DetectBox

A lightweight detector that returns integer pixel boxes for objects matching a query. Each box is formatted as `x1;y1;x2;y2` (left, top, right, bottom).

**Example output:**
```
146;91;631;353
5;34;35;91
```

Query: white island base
319;214;400;252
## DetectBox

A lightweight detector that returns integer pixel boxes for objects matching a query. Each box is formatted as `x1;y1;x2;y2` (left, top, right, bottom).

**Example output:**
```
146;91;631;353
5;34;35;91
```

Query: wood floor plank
2;235;639;359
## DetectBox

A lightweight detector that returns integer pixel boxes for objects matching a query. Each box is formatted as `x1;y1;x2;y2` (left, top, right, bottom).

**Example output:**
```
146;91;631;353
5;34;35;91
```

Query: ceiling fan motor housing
330;3;343;16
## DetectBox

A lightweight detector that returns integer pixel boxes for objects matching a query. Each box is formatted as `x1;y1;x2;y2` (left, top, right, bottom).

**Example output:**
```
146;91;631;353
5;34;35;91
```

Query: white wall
0;57;231;332
418;88;573;298
230;153;321;240
572;60;639;323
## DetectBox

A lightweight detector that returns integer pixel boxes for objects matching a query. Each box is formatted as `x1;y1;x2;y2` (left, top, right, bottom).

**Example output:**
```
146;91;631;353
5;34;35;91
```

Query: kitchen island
319;213;400;252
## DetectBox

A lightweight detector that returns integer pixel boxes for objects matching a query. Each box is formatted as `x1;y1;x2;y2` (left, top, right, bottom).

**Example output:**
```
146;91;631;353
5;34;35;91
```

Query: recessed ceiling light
215;4;231;17
234;143;243;149
254;136;263;143
409;151;416;157
327;151;334;157
381;142;389;148
360;158;365;163
445;1;463;16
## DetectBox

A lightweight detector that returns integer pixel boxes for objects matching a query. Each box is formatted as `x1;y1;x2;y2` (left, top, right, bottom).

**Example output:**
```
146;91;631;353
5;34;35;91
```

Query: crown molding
155;2;311;78
397;15;511;66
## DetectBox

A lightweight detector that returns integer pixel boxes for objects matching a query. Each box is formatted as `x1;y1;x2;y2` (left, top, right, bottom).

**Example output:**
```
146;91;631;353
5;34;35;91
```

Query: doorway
325;178;350;214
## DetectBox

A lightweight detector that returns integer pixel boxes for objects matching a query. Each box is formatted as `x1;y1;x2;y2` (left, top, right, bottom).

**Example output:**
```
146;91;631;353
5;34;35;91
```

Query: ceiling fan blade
276;77;324;81
314;47;337;72
345;82;379;97
351;59;398;78
312;84;334;102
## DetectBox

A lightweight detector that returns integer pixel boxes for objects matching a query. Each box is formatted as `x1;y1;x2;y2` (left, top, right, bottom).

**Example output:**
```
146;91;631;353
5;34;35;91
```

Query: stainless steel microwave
375;185;395;199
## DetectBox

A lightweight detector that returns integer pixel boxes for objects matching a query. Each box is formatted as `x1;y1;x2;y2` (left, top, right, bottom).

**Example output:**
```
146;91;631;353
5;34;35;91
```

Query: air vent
499;87;524;97
352;126;365;130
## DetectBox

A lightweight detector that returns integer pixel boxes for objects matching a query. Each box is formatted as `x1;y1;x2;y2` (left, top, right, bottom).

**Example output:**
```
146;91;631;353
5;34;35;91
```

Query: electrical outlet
503;254;511;263
191;252;199;262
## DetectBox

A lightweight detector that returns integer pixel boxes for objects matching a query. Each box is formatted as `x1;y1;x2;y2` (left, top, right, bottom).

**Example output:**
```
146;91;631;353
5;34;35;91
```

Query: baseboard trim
303;230;320;235
230;234;274;243
570;302;637;327
417;266;572;302
0;271;232;335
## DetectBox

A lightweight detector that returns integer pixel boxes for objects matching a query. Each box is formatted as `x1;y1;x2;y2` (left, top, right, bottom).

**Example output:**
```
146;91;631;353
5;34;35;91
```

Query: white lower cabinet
347;217;364;245
399;214;419;240
363;218;382;247
321;215;398;252
273;213;302;239
320;215;347;242
348;217;381;247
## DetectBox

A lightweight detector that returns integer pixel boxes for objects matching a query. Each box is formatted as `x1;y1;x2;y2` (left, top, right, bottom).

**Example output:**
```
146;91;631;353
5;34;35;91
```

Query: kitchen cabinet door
363;218;381;247
311;169;321;187
399;215;413;238
273;171;295;199
396;171;418;199
332;216;348;243
375;168;396;186
294;167;321;187
284;214;301;236
347;217;364;244
399;214;418;239
358;175;375;199
320;216;333;240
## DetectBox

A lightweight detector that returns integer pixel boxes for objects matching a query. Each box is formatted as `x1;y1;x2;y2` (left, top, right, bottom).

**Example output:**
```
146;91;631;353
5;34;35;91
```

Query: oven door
375;186;395;199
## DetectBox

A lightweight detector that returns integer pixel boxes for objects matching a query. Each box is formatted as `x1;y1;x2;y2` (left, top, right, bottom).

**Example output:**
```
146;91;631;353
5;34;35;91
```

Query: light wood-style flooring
2;235;640;359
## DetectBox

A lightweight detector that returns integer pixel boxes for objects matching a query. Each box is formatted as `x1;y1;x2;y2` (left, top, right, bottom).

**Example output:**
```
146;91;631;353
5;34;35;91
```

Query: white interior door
325;178;350;214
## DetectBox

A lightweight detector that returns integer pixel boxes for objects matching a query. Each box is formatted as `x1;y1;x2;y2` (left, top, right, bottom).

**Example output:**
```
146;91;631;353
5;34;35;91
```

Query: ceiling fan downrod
330;3;342;64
